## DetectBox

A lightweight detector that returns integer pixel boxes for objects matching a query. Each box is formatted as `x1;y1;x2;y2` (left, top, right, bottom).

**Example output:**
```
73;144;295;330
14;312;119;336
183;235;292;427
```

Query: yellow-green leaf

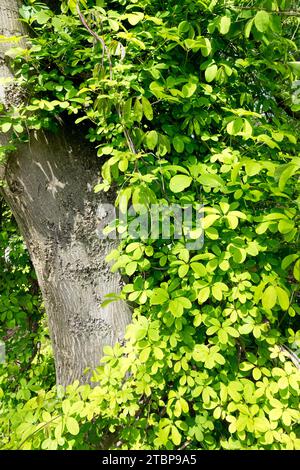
170;175;192;193
141;96;153;120
275;286;290;310
66;417;79;436
205;64;218;82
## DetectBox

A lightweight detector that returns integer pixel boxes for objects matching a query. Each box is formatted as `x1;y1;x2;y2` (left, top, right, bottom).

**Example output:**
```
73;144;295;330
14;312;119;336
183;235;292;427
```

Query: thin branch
17;414;61;450
116;104;137;155
76;2;138;155
179;440;191;450
76;3;113;80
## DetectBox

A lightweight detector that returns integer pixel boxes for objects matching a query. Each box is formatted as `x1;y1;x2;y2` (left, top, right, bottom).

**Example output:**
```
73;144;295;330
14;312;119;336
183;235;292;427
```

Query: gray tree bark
0;0;131;386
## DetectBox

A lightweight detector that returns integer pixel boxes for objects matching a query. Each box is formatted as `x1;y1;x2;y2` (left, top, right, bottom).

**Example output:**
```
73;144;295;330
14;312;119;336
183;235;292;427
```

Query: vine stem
17;414;62;449
76;3;113;80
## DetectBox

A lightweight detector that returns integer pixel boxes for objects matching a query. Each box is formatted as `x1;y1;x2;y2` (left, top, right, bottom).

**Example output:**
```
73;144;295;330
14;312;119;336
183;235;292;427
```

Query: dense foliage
0;204;55;446
0;0;300;450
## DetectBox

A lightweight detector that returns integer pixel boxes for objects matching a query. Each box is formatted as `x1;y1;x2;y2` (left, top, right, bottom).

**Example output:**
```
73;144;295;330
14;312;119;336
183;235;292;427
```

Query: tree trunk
0;0;131;386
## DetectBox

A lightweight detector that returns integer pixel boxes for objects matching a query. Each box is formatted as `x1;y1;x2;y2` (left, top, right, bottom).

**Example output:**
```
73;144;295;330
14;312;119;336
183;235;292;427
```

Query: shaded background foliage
0;0;300;450
0;201;55;442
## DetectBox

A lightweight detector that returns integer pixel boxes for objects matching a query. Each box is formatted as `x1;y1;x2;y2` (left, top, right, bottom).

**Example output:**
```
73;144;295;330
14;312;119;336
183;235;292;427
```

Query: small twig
17;414;62;450
278;287;297;327
76;3;113;80
179;440;191;450
77;2;138;156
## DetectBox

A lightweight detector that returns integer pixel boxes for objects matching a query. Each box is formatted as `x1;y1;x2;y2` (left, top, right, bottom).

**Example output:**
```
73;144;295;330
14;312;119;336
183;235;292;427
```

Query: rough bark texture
0;0;131;385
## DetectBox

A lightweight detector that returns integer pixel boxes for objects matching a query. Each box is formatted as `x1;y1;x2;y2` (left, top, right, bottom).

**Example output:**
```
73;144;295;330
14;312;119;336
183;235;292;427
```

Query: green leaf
281;411;292;427
171;426;181;446
178;21;190;34
126;261;138;276
236;414;248;432
140;347;151;362
278;219;294;234
278;376;289;390
244;159;262;176
239;323;253;335
177;297;192;309
198;286;210;304
169;299;184;317
245;18;254;38
123;97;132;122
205;227;219;240
151;288;169;305
254;11;270;32
35;10;51;25
281;254;299;270
213;352;225;366
218;329;228;344
127;12;144;26
170;175;192;193
227;118;243;135
119;159;128;172
269;408;282;421
276;287;290;311
118;187;132;213
157;134;171;156
226;213;239;229
293;259;300;281
173;135;184;153
182;82;197;98
158;426;170;445
262;285;277;310
219;16;231;35
202;214;220;228
278;164;298;191
13;124;24;134
253;417;269;433
133;98;143;122
256;134;279;149
252;367;261;381
191;262;207;276
193;345;208;362
212;285;223;301
230;246;246;264
146;130;158;150
269;15;282;34
169;297;192;317
205;64;218;82
132;185;156;212
5;46;26;59
199;38;211;57
108;18;119;32
66;417;79;436
1;122;12;133
198;174;224;188
226;326;239;338
178;264;189;278
133;317;149;341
